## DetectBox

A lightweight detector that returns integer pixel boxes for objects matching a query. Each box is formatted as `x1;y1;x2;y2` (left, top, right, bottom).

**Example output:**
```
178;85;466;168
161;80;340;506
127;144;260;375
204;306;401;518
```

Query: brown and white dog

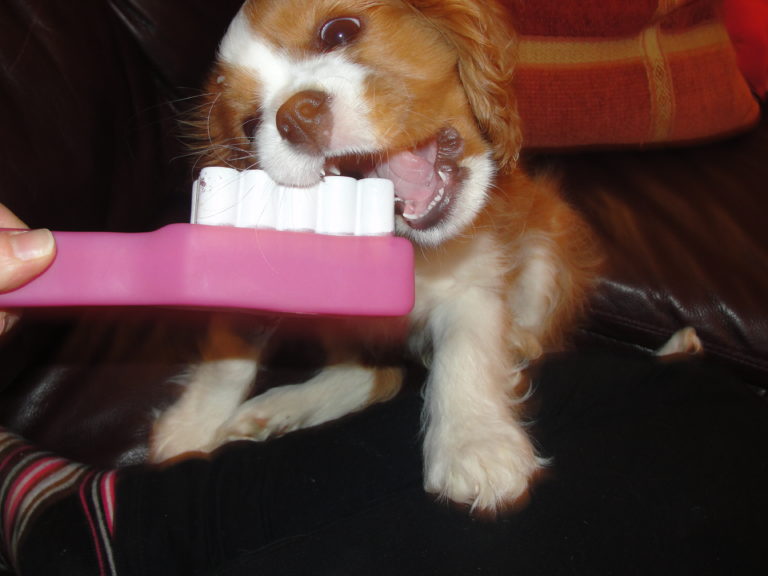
150;0;600;513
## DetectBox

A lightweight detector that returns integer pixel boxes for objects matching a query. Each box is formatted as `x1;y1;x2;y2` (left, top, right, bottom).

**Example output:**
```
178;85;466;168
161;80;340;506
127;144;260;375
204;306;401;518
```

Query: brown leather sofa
0;0;766;567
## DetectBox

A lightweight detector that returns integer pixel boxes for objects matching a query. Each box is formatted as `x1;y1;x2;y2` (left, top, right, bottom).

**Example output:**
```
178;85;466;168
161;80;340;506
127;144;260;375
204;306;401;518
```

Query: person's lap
112;351;768;575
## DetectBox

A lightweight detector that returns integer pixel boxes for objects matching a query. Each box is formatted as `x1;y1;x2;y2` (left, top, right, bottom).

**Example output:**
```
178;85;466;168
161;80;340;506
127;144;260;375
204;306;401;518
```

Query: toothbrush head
192;167;396;237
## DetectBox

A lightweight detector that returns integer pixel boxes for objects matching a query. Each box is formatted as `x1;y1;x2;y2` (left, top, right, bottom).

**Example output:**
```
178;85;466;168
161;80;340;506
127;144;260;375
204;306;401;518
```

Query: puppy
151;0;600;513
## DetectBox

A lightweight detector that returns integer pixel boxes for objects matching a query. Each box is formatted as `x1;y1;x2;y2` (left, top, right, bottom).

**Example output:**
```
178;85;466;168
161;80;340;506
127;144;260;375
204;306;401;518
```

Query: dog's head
196;0;520;245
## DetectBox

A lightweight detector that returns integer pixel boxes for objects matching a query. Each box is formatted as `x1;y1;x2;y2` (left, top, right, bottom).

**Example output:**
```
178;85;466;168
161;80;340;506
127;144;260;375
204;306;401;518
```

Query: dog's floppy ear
408;0;521;173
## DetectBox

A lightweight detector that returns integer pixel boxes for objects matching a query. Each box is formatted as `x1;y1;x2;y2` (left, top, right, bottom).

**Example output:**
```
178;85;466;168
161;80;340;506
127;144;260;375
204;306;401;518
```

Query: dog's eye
319;17;361;50
241;115;261;139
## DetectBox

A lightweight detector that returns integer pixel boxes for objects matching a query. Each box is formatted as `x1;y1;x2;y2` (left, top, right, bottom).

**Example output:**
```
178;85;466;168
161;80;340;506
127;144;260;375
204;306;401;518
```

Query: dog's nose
276;90;332;153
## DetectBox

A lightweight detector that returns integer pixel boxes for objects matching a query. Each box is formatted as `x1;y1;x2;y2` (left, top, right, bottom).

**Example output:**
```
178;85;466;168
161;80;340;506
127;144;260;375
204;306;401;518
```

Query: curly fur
151;0;601;514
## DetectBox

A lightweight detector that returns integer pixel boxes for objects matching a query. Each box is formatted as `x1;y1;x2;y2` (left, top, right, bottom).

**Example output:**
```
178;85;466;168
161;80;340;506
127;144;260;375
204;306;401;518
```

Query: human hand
0;204;56;335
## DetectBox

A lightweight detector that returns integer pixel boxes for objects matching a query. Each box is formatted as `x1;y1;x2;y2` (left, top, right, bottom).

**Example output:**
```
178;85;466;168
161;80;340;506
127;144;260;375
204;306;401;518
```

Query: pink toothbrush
0;169;414;317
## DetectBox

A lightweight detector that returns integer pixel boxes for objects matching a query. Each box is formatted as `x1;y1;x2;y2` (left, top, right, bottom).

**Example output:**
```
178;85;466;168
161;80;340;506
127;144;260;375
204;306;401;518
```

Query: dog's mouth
324;127;465;231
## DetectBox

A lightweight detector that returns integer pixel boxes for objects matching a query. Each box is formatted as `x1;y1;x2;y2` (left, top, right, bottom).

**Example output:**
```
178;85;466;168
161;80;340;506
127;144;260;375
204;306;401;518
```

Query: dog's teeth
427;188;445;211
328;165;341;176
401;187;446;222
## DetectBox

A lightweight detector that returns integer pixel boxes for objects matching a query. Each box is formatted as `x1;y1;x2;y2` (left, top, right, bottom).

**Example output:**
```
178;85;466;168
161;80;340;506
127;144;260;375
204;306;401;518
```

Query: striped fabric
80;471;119;576
509;0;760;148
0;430;118;575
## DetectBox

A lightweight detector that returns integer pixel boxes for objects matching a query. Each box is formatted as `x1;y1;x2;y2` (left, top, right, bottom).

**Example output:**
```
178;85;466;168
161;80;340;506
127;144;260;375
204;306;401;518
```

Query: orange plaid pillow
511;0;760;149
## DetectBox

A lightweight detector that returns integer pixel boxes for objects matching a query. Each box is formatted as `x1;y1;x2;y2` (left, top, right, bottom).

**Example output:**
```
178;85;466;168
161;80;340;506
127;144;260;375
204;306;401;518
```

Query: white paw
213;385;317;444
150;406;222;462
424;421;542;513
656;327;703;356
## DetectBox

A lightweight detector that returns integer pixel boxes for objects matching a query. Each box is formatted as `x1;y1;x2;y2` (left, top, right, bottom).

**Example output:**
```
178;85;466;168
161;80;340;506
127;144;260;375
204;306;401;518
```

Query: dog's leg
150;317;273;462
210;364;403;445
420;286;541;513
415;235;543;513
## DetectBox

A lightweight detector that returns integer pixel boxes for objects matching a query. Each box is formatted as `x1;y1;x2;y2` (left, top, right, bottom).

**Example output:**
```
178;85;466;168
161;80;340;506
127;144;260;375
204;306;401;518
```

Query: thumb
0;229;56;293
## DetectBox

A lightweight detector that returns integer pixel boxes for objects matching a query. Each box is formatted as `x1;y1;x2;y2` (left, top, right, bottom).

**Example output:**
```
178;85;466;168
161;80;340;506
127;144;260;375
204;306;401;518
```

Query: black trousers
113;352;768;575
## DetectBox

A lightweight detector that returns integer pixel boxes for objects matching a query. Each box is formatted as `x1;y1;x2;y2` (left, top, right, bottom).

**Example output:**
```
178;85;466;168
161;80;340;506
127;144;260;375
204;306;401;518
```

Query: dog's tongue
368;140;442;216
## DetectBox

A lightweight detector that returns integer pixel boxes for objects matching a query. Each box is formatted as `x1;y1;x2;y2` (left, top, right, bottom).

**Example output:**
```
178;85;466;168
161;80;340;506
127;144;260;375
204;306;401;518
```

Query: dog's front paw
150;407;222;463
424;421;542;513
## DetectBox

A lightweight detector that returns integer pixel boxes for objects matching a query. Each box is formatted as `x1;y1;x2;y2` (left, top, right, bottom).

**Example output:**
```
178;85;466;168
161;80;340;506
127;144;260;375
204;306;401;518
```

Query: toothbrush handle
0;224;415;317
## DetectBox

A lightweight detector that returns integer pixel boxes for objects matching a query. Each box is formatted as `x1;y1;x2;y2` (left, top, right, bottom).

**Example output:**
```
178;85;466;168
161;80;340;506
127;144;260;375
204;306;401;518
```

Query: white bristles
192;167;395;236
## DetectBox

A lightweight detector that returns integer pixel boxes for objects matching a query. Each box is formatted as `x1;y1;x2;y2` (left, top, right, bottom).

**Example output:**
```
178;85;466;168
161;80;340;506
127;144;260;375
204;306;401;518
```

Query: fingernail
10;229;54;261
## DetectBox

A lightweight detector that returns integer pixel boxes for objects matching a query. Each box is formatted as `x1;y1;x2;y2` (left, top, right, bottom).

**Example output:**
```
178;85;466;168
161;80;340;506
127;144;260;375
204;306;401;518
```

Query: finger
0;229;57;293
